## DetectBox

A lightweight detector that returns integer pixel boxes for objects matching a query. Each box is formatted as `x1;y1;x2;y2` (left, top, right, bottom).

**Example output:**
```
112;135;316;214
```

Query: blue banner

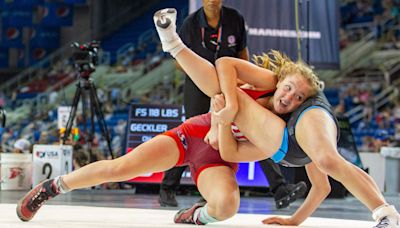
29;47;51;67
0;0;43;9
63;0;86;5
30;27;60;49
17;48;26;68
0;48;9;68
40;3;73;27
224;0;340;69
1;26;24;48
1;9;33;26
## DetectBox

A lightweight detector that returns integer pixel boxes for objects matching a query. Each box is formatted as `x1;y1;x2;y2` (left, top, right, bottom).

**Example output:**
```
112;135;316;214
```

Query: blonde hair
252;50;324;96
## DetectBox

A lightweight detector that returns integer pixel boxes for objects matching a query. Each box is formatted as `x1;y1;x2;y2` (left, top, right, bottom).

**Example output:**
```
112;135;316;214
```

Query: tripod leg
88;81;114;159
63;83;82;144
80;87;88;139
80;85;95;163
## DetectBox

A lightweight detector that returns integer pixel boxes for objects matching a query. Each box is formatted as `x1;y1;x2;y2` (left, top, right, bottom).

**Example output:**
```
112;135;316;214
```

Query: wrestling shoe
274;181;307;209
373;216;400;228
174;201;207;225
153;8;184;56
159;188;178;207
16;179;59;221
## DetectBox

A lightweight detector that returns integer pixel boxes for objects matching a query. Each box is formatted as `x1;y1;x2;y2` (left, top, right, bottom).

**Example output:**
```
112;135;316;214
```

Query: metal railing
346;85;398;124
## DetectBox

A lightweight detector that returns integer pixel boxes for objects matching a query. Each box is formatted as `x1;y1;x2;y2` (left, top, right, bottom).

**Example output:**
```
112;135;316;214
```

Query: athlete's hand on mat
212;94;237;125
262;216;297;225
204;128;219;150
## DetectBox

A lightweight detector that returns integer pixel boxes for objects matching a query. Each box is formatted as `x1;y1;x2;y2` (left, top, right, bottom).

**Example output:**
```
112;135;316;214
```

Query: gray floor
1;188;399;222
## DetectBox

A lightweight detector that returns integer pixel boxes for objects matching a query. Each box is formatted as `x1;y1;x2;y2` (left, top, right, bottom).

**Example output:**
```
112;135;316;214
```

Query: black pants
161;79;286;193
258;158;286;193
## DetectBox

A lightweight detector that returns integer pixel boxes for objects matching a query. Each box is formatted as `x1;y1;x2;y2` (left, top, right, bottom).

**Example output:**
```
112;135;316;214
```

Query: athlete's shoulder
300;92;331;110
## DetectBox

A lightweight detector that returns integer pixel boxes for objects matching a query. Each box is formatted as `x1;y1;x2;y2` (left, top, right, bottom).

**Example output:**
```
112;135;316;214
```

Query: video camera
71;40;100;76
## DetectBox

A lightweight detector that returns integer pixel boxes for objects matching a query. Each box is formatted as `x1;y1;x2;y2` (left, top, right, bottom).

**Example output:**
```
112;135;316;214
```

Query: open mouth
279;99;289;108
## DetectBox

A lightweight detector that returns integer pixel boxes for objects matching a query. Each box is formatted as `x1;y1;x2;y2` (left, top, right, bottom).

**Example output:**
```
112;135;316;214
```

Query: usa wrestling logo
177;130;187;150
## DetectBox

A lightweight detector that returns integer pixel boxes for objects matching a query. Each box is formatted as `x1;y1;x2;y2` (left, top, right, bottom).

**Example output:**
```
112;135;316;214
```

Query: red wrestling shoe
174;201;207;225
16;179;59;221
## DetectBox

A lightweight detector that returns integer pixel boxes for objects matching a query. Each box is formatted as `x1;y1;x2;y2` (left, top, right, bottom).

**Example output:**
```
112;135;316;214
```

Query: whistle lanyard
201;26;222;60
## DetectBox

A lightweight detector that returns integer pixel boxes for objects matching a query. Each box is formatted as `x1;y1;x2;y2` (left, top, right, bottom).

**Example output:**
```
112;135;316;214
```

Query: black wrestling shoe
274;181;307;209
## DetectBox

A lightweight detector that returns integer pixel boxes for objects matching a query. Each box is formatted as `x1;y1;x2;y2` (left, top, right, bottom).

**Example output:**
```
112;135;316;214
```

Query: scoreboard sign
126;104;184;183
126;104;184;149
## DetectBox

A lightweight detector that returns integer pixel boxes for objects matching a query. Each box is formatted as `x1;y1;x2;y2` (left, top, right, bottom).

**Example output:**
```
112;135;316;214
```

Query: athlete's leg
153;8;220;97
197;166;240;221
62;135;180;189
17;135;181;221
174;166;239;225
234;89;286;153
295;108;399;226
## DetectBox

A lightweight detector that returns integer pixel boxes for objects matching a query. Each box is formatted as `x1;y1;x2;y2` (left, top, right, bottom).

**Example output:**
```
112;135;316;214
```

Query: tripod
61;76;114;161
0;106;5;128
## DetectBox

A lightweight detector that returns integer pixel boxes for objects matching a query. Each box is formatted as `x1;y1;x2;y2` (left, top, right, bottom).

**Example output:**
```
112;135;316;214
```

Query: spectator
360;135;375;152
13;138;31;154
373;129;391;152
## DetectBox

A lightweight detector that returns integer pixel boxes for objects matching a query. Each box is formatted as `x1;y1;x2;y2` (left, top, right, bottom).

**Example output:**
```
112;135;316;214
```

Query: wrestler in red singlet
162;88;274;184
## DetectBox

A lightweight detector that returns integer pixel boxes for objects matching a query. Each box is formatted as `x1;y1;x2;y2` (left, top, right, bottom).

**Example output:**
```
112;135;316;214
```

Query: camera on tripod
63;40;114;160
71;40;100;76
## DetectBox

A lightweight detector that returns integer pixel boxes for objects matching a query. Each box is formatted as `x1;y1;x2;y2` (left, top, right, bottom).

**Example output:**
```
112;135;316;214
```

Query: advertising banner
30;26;60;49
190;0;340;69
40;3;73;27
32;144;73;186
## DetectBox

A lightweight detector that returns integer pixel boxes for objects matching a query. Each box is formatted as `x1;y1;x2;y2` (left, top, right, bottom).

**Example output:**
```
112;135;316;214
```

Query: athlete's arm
218;124;268;162
203;77;253;149
234;47;249;89
204;97;219;150
211;94;237;160
290;163;331;224
262;162;331;225
212;94;270;162
215;57;277;93
214;57;277;123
